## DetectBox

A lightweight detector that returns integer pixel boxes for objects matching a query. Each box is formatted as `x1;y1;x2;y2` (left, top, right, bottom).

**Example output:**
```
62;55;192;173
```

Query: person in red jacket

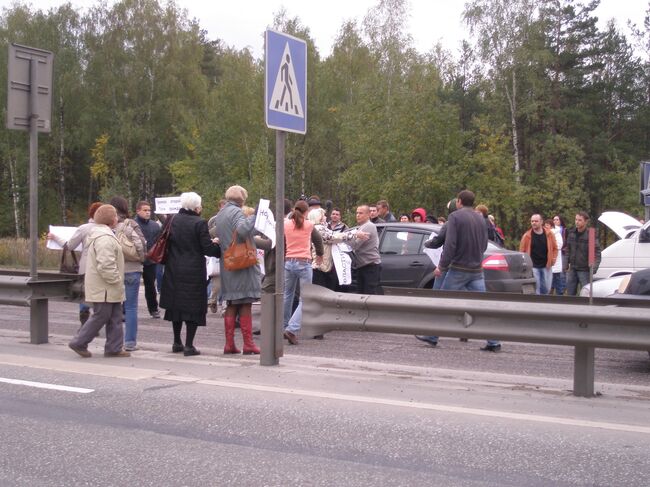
519;214;558;295
411;207;427;223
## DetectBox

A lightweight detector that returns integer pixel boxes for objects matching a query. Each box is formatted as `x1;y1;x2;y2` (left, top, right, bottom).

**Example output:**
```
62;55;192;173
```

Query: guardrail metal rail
301;284;650;397
0;270;81;344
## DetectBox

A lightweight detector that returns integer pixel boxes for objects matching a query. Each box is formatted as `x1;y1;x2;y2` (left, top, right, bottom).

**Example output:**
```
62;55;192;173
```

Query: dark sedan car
374;222;535;293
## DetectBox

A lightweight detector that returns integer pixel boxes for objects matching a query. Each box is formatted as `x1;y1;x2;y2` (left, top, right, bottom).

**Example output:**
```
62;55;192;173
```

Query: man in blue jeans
416;190;501;351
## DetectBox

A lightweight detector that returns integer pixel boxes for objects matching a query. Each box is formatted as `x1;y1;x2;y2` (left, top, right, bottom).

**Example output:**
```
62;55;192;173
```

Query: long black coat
160;209;220;318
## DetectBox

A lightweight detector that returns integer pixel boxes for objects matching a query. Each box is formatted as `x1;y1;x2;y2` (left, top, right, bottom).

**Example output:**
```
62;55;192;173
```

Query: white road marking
0;377;94;394
189;378;650;435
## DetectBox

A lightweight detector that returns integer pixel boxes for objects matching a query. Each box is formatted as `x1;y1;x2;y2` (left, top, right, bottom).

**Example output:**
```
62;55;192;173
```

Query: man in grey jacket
349;205;381;294
434;190;501;352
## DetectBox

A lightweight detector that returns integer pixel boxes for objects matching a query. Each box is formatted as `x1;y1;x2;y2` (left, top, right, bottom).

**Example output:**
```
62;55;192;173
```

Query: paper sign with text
155;196;182;214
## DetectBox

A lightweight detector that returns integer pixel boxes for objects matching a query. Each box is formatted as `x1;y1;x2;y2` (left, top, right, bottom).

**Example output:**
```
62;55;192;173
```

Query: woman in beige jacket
68;204;130;358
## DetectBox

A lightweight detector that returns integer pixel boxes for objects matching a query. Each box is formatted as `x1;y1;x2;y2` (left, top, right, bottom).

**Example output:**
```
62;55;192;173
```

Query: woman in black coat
160;192;220;356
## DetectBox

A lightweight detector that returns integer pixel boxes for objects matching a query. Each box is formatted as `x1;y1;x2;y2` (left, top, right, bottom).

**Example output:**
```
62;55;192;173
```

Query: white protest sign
254;198;276;248
155;196;182;214
332;243;352;286
47;226;82;251
423;232;442;266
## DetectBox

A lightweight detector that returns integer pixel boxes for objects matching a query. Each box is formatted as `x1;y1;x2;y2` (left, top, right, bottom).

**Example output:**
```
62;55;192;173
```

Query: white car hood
598;211;641;239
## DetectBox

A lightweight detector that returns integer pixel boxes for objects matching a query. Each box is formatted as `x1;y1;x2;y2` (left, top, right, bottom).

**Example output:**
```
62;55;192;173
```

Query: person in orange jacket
519;214;558;294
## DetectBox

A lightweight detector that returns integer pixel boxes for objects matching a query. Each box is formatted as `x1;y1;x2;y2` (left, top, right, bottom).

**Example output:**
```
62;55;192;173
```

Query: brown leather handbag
59;243;79;274
146;216;174;264
223;231;257;271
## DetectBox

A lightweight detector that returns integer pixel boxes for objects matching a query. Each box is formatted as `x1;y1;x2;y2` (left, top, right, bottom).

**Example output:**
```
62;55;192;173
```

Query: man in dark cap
307;195;321;209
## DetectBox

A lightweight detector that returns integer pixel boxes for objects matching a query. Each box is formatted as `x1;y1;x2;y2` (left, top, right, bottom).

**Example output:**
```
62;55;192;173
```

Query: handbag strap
228;229;254;248
229;230;239;247
158;215;174;239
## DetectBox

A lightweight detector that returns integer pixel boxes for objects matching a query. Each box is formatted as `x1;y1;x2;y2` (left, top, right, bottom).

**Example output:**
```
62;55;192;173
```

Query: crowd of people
51;186;603;357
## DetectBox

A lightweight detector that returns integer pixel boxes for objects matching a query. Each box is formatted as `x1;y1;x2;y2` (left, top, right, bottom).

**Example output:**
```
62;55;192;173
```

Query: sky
7;0;650;58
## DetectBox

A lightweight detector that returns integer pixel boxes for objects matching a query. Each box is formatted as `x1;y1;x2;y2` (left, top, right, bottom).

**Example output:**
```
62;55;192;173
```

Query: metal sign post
588;228;596;305
261;30;307;366
7;43;54;344
640;162;650;222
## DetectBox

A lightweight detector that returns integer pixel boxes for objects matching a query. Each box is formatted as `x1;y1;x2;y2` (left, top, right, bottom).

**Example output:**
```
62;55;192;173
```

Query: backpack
116;219;143;262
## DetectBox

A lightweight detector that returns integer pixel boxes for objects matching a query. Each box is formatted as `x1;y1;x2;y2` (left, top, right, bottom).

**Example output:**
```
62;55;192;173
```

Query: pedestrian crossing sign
265;30;307;134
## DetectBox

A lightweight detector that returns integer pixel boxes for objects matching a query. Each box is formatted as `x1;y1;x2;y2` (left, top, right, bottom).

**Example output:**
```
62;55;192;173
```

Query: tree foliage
0;0;647;243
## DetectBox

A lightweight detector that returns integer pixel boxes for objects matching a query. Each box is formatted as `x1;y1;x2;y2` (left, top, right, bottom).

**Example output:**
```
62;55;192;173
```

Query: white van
595;212;650;279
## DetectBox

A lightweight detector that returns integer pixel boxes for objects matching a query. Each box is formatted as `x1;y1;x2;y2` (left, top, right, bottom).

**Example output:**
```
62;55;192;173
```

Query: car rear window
380;230;425;255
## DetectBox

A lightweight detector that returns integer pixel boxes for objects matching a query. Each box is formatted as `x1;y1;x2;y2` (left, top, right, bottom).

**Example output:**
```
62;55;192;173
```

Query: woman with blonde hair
160;192;221;356
308;208;368;291
213;185;261;354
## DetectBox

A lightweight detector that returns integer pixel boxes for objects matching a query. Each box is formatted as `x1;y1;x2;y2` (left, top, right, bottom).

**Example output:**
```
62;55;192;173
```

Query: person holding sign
47;201;103;327
68;204;130;358
307;208;368;291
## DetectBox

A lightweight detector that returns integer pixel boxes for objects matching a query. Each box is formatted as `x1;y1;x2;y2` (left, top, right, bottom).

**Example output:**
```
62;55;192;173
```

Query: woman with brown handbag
213;185;261;354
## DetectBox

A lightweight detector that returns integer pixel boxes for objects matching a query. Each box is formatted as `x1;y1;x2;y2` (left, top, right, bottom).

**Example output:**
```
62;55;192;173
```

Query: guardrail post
573;345;595;397
30;298;48;344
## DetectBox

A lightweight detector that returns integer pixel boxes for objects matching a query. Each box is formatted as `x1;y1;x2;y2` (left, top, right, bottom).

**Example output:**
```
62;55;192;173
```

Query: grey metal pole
261;130;286;366
28;57;47;344
29;57;38;279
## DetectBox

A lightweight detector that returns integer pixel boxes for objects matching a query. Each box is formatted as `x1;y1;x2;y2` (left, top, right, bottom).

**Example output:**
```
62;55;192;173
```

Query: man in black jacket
135;201;162;318
565;211;601;295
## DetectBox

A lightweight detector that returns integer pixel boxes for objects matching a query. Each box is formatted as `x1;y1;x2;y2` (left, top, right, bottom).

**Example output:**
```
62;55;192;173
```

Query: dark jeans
356;263;381;295
551;272;566;295
142;264;159;313
566;268;590;296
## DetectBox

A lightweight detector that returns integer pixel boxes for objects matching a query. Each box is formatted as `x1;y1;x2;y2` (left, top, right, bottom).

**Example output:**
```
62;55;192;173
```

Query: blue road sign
265;30;307;134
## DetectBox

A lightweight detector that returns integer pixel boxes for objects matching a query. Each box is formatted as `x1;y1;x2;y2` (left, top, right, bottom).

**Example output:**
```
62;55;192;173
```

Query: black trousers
313;268;338;291
356;263;381;295
142;264;159;313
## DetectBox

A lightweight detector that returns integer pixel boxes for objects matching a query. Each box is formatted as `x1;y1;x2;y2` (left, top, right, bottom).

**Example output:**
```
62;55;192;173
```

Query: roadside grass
0;238;62;270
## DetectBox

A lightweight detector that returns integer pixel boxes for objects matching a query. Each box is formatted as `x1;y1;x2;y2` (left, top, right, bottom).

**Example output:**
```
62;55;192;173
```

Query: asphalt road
0;292;649;486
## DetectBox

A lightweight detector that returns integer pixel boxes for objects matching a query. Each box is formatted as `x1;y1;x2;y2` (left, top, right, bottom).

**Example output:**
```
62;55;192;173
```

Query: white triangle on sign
269;43;304;118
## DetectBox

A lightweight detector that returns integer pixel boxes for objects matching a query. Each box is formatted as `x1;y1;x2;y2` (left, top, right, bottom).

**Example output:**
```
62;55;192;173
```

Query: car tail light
482;254;509;271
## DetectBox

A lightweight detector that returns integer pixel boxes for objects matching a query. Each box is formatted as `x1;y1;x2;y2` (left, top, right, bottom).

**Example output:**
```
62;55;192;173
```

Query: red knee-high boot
240;314;260;355
223;315;241;354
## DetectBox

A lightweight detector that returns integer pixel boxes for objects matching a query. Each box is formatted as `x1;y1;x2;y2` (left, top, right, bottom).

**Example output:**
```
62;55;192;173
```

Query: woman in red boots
213;185;261;355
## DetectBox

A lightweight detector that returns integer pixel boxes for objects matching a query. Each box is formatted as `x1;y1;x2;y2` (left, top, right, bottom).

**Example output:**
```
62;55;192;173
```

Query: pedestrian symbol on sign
268;43;304;118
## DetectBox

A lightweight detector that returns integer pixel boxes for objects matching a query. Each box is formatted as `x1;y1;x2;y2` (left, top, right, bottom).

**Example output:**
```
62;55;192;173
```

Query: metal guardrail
300;284;650;397
0;270;81;344
382;286;650;307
